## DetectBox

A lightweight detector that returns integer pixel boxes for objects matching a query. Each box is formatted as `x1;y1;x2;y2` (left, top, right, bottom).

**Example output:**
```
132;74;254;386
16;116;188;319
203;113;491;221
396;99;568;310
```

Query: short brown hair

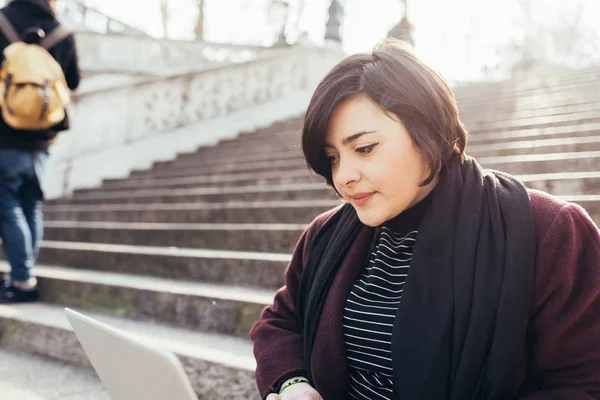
302;40;468;187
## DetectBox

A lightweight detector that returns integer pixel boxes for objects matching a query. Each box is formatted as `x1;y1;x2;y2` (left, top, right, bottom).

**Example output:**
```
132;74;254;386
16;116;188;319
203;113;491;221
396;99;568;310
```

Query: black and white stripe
343;227;418;400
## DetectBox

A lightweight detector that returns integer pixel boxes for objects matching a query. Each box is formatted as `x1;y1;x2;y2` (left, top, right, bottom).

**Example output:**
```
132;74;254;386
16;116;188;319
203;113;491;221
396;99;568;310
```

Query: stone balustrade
56;0;151;37
74;31;272;73
46;45;344;199
54;0;272;73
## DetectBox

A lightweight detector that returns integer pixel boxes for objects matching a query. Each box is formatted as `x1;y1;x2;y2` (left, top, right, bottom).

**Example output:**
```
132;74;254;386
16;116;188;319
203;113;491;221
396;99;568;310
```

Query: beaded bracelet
279;377;310;394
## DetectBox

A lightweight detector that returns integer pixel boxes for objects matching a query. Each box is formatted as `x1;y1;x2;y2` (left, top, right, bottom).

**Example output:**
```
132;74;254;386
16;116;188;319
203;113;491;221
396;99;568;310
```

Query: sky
76;0;600;82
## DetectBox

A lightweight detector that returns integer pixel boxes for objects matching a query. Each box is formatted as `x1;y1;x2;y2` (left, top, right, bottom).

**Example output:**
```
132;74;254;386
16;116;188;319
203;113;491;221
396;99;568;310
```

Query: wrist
279;377;310;394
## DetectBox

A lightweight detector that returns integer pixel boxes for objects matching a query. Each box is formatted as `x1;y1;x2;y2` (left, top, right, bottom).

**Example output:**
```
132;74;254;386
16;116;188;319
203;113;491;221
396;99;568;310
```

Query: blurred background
29;0;600;82
1;1;599;399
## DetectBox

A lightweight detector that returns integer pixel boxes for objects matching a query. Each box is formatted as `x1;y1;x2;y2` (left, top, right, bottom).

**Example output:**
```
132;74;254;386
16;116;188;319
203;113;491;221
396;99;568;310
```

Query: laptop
64;308;198;400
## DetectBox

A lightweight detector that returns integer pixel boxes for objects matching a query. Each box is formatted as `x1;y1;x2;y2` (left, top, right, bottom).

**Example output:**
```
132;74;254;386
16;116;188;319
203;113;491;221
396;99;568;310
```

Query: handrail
56;0;151;37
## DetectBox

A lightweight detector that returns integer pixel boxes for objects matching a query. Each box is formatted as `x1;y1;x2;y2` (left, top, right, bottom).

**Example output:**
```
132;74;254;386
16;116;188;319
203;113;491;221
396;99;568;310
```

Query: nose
334;156;361;188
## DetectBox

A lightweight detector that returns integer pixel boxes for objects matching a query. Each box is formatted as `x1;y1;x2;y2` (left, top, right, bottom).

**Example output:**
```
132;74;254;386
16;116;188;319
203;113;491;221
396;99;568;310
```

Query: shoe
0;285;39;303
1;273;10;288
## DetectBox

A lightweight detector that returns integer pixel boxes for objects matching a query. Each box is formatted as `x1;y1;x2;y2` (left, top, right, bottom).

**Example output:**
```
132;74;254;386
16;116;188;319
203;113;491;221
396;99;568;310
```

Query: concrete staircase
1;67;600;399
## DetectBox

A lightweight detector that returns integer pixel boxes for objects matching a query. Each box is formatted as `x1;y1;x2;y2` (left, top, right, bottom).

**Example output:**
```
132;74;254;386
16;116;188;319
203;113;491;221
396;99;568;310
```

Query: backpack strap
0;11;20;43
40;25;71;50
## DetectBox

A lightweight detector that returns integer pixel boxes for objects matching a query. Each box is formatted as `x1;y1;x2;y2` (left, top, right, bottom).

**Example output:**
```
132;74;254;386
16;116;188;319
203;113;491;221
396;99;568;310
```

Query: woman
250;40;600;400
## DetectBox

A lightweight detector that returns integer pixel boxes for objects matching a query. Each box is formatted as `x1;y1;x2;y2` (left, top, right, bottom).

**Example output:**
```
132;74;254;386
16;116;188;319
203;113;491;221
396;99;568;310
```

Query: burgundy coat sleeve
519;201;600;399
249;208;338;399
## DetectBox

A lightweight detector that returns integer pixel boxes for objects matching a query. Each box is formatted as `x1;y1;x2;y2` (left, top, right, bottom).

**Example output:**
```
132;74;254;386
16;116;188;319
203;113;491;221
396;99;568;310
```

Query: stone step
461;96;596;117
113;135;600;186
51;183;335;205
43;221;305;253
179;143;302;164
460;80;599;101
99;169;321;193
480;151;600;175
177;141;298;162
149;135;600;175
85;172;320;196
465;101;600;126
0;303;258;399
155;117;600;167
229;125;304;140
471;109;600;134
158;114;598;167
520;171;600;195
23;241;288;289
459;87;600;112
234;120;302;139
468;99;600;124
42;198;597;253
457;68;597;91
470;122;600;144
46;174;600;224
111;122;599;181
463;92;600;116
46;177;600;225
468;135;600;157
158;121;600;173
457;76;599;105
102;135;598;191
128;146;600;181
129;157;308;179
45;200;339;224
0;263;272;337
152;148;304;171
66;153;600;205
0;348;109;400
183;104;594;156
42;191;599;226
215;129;299;148
53;165;600;210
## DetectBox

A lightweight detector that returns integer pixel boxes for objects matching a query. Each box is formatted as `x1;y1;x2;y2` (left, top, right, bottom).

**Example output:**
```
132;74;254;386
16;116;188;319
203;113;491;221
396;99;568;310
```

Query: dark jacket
250;189;600;400
0;0;80;151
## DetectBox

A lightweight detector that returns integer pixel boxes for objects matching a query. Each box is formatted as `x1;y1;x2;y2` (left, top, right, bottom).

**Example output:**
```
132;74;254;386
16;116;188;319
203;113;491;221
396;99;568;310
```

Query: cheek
330;165;341;188
373;153;425;197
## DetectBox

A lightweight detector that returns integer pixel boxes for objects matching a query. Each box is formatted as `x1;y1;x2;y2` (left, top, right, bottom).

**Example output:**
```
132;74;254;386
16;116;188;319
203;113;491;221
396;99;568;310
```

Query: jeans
0;149;48;282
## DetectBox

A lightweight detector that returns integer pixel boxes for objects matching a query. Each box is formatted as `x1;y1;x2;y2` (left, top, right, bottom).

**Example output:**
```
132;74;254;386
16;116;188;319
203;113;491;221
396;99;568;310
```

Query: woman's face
324;96;438;227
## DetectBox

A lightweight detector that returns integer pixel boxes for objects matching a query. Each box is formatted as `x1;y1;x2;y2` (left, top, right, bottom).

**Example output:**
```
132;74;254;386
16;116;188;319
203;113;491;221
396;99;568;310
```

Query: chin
355;209;387;227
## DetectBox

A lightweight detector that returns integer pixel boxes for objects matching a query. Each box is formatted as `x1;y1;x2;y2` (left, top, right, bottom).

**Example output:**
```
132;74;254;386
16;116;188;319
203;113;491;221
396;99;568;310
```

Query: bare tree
290;0;306;39
492;0;600;77
266;0;307;45
193;0;204;41
160;0;169;39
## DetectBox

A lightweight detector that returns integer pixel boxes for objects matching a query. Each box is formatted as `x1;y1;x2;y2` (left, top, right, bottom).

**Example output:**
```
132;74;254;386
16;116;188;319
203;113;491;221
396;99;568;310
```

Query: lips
350;192;375;206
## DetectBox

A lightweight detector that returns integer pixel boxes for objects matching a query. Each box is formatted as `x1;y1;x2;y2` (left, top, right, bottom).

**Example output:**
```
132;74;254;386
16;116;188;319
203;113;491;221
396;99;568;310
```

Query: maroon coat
250;189;600;400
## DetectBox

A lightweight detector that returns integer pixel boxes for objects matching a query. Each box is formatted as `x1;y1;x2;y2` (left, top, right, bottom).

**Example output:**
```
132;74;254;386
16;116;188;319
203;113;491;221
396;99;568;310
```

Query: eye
356;143;378;155
327;154;340;164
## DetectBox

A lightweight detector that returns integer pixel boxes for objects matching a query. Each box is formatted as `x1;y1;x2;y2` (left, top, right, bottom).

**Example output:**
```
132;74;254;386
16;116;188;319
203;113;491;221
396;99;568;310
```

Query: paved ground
0;348;109;400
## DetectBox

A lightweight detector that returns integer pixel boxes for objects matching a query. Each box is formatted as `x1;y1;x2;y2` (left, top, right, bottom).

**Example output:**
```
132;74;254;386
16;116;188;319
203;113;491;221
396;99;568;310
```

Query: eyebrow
323;130;377;149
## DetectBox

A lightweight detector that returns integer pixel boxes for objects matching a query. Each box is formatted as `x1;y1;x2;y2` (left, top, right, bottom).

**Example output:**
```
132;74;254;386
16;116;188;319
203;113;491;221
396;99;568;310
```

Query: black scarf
296;155;536;400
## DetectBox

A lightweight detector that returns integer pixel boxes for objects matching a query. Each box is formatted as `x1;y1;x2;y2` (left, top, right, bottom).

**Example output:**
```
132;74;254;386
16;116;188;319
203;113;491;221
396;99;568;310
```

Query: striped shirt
343;195;431;399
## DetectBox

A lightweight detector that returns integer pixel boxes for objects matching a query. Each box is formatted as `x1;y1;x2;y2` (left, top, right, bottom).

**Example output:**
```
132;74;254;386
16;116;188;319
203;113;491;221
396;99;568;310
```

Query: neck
409;173;439;209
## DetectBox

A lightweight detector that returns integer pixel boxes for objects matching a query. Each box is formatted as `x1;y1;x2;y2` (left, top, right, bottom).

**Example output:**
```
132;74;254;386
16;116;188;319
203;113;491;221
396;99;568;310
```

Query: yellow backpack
0;11;71;131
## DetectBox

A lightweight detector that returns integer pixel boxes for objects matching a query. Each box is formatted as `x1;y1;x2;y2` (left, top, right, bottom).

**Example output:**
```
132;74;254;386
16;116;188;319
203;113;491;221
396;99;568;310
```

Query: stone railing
74;32;272;74
56;0;151;37
46;45;344;198
53;0;271;73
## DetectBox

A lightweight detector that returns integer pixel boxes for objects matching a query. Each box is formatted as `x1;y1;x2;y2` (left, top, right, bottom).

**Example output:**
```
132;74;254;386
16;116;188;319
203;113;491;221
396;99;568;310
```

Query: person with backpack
0;0;80;303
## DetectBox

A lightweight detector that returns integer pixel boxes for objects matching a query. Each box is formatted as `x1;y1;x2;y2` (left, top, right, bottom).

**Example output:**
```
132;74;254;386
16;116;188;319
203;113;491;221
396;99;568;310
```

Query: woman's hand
266;383;324;400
